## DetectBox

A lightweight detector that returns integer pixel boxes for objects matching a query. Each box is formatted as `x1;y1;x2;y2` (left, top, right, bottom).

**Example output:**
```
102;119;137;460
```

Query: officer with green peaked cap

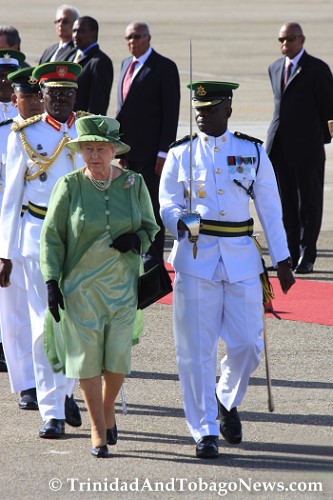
32;61;82;88
188;80;239;108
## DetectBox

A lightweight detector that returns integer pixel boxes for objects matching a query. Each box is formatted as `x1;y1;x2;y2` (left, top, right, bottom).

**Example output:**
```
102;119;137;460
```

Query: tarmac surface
1;1;333;499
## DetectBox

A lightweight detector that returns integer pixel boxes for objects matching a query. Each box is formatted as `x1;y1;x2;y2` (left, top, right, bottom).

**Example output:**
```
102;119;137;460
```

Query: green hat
188;80;239;108
32;62;82;88
0;49;26;69
7;67;39;93
66;115;131;155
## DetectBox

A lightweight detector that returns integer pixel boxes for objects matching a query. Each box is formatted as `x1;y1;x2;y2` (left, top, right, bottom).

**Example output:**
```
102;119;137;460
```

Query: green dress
40;167;159;378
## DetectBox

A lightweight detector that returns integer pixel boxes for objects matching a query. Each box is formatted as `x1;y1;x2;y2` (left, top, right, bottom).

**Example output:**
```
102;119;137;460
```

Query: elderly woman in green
40;115;159;458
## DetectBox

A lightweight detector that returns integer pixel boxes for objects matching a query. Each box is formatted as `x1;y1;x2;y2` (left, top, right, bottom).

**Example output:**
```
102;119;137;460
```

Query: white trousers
23;257;76;421
0;254;35;392
173;264;264;442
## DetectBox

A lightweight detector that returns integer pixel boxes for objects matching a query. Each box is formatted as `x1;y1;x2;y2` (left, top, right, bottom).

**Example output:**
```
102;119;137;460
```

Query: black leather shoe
0;343;7;372
91;444;109;458
107;424;118;445
195;435;219;458
39;419;65;439
217;398;242;444
295;260;314;274
65;395;82;427
19;388;38;410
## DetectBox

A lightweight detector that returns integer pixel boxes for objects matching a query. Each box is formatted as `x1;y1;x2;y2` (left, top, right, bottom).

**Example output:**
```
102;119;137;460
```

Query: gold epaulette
75;110;93;118
169;133;198;149
11;114;43;132
234;131;263;145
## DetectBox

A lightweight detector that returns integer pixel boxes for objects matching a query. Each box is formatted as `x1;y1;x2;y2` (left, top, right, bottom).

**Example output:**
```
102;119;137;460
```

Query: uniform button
106;224;111;230
220;211;226;216
105;210;110;215
104;195;110;200
215;168;221;174
218;189;224;195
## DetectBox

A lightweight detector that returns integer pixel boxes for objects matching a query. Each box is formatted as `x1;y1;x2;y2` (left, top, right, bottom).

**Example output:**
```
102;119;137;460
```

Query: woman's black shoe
91;444;109;458
107;424;118;445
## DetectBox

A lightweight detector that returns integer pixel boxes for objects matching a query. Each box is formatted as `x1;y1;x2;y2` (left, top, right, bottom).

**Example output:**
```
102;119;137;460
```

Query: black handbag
137;262;173;310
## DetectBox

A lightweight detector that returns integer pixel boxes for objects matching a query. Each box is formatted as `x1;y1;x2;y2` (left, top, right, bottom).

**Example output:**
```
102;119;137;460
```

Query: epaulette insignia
75;110;93;118
11;114;43;132
169;133;198;149
0;118;13;127
234;131;263;145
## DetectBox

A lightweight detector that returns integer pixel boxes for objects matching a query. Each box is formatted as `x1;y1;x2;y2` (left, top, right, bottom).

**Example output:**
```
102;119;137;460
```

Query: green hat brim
66;135;130;155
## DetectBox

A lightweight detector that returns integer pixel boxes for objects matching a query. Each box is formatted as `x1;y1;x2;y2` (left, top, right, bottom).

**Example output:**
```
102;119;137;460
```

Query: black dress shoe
91;444;109;458
295;260;314;274
65;395;82;427
217;398;242;444
107;424;118;445
39;419;65;439
19;388;38;410
0;343;7;373
195;435;219;458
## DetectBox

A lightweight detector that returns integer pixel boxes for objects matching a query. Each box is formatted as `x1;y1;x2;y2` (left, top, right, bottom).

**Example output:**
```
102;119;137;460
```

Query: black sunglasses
278;35;301;43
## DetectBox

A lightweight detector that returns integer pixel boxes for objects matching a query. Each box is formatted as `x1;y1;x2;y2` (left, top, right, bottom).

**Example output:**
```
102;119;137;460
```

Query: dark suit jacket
39;41;76;64
116;49;180;166
70;44;113;115
266;50;333;163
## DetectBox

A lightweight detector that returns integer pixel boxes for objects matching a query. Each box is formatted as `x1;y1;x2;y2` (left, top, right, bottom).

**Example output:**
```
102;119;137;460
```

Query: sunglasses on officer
42;88;76;98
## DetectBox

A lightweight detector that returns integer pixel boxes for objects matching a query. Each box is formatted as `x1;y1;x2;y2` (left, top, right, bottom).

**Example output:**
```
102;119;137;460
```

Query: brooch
123;174;135;189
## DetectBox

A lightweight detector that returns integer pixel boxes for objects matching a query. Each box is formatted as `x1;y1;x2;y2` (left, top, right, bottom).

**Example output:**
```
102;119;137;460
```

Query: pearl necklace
87;165;114;191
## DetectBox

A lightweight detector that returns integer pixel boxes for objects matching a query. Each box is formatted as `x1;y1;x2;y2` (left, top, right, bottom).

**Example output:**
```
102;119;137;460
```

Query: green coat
40;167;159;284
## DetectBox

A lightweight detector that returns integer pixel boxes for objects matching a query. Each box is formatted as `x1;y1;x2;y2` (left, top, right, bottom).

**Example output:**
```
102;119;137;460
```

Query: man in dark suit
39;4;80;63
116;21;180;270
266;22;333;274
70;16;113;115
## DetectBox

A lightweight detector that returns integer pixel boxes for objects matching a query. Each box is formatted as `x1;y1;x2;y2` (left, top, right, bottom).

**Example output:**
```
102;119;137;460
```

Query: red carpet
158;265;333;326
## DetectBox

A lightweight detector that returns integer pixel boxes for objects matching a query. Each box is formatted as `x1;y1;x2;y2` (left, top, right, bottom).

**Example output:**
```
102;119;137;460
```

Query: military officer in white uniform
0;49;25;122
159;81;295;459
0;67;44;409
0;62;84;438
0;48;25;372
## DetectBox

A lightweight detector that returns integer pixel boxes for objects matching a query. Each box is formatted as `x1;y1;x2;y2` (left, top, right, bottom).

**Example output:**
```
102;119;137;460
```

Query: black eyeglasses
124;34;148;41
278;35;301;43
43;88;76;97
54;18;70;25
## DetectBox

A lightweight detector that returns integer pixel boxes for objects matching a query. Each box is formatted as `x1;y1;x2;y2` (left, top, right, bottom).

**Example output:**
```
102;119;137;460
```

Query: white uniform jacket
0;101;17;122
0;112;84;261
159;129;290;283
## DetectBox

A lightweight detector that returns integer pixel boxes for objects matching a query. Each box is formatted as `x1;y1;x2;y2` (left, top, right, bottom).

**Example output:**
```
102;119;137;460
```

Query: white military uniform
0;115;35;392
159;129;290;441
0;101;17;122
0;112;84;421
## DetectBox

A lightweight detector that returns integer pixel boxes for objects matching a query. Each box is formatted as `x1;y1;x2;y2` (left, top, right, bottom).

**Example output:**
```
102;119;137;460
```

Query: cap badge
28;76;38;85
196;85;207;96
56;65;68;77
3;53;11;61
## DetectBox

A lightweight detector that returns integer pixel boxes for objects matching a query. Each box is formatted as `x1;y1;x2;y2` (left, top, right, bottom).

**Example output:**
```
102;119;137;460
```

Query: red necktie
283;61;293;88
122;59;138;100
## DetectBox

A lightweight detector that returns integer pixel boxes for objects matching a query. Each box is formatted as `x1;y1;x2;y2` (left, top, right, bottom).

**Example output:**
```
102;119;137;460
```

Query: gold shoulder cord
20;130;71;181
